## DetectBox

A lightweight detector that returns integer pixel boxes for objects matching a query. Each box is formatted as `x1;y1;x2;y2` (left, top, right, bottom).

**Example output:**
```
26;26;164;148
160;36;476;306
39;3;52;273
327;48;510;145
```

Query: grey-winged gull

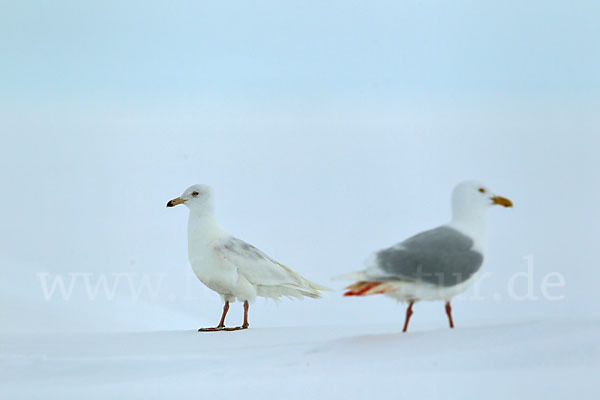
341;181;513;332
167;184;329;331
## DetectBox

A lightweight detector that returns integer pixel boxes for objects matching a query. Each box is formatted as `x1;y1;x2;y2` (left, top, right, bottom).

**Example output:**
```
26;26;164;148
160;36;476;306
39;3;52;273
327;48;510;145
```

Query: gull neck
187;206;222;243
449;210;488;253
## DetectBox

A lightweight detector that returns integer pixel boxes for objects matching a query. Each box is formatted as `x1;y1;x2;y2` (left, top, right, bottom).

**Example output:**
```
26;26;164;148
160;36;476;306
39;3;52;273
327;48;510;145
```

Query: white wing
213;236;315;288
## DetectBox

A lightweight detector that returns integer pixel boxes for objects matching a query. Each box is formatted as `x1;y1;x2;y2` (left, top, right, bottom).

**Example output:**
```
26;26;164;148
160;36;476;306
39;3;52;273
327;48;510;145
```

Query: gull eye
478;188;486;193
192;191;199;197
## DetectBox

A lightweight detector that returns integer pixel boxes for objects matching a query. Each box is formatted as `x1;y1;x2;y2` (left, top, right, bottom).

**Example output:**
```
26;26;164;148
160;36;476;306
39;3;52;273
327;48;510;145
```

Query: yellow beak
166;197;187;208
491;196;513;208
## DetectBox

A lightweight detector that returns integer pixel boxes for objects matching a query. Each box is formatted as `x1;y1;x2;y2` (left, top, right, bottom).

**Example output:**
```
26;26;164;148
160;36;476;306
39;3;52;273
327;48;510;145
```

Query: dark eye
192;191;199;197
479;188;486;193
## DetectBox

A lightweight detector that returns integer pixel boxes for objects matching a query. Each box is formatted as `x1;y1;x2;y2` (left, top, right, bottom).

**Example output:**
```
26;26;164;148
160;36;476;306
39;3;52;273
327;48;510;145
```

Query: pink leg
445;301;455;329
242;300;249;329
402;301;415;333
223;301;250;331
198;301;229;332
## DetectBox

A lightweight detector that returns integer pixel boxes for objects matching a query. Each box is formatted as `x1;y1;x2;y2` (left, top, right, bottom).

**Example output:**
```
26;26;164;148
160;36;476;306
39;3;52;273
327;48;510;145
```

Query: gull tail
264;281;331;300
335;269;391;296
307;281;334;293
343;281;397;296
276;263;333;299
293;280;334;299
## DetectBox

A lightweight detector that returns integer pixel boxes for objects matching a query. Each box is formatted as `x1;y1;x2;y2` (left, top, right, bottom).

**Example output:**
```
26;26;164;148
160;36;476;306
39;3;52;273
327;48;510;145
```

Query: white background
1;0;598;336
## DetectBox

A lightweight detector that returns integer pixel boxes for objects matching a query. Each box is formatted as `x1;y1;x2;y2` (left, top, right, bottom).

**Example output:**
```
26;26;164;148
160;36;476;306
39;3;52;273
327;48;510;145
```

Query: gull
167;184;329;331
340;181;513;332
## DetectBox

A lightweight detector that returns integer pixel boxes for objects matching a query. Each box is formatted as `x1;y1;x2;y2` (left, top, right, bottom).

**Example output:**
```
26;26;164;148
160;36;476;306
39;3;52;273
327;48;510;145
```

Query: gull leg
402;301;415;333
198;301;229;332
223;301;250;331
217;301;230;328
242;300;249;329
445;301;455;329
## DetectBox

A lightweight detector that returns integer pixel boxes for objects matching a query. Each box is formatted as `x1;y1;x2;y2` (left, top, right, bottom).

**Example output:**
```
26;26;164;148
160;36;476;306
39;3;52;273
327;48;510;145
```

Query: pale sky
1;0;599;102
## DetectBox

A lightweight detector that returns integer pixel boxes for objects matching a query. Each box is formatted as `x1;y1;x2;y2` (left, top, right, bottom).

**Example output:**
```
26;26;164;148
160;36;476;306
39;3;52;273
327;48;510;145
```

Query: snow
2;319;598;399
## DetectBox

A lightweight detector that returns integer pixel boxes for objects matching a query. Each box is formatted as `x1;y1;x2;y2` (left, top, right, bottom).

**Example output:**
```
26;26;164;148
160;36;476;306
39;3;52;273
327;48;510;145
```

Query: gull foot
222;326;249;331
198;327;226;332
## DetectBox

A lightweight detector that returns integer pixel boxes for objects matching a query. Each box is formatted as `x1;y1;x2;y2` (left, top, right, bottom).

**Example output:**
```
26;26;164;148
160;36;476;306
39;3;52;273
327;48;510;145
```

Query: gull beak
166;197;186;208
491;195;513;208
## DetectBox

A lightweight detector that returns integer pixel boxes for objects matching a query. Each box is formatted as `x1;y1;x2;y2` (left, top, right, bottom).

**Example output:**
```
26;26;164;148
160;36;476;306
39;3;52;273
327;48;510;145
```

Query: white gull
167;184;329;331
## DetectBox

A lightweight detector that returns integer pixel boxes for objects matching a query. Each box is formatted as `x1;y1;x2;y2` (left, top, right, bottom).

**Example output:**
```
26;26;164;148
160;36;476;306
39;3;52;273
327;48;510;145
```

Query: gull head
166;184;214;210
451;180;513;219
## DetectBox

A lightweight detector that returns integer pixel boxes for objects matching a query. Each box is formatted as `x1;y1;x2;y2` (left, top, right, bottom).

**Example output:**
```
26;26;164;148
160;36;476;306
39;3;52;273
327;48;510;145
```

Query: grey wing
367;226;484;287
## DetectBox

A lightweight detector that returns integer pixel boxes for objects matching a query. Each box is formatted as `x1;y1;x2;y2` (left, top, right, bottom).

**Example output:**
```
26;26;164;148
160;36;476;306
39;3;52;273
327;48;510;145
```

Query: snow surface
1;319;598;399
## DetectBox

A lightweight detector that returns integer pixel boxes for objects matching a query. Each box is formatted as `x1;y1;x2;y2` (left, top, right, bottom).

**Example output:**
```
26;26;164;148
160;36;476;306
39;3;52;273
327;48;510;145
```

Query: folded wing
213;236;327;298
366;226;484;287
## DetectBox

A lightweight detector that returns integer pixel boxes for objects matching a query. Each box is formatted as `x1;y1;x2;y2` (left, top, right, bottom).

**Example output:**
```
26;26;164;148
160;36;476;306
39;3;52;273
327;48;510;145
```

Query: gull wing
213;236;308;287
365;226;484;287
